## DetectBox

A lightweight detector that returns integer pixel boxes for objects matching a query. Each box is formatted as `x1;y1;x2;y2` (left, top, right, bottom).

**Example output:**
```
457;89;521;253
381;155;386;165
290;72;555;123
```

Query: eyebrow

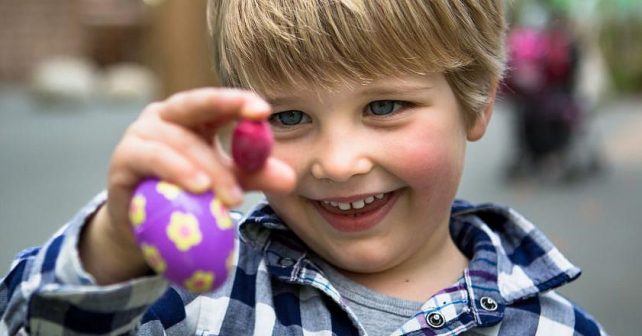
266;84;434;106
266;96;300;106
356;85;434;97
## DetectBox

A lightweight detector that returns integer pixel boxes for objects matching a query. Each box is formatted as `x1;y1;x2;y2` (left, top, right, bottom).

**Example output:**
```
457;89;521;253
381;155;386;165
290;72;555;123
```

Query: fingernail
220;185;244;206
189;172;211;193
244;100;271;118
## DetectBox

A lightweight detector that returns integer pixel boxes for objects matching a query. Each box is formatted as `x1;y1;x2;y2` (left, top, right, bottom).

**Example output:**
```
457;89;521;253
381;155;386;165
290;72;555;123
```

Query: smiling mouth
317;192;392;215
311;190;399;232
317;192;392;216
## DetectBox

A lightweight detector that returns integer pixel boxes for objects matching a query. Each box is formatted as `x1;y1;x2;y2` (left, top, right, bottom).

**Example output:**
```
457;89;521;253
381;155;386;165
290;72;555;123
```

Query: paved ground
1;85;640;334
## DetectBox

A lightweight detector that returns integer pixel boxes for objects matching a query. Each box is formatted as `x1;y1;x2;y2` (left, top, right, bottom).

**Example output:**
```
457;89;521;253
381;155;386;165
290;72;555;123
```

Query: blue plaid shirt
1;193;606;335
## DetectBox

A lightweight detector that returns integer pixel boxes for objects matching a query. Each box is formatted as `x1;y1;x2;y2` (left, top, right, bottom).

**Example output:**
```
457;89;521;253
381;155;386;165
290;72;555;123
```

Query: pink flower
210;198;233;230
129;195;147;228
156;181;182;200
184;270;215;293
166;212;202;251
141;243;167;274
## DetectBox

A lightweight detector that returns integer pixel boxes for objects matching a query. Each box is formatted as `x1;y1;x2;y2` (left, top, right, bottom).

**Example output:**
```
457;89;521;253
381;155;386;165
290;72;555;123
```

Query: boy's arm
0;193;169;335
0;88;294;335
78;202;152;285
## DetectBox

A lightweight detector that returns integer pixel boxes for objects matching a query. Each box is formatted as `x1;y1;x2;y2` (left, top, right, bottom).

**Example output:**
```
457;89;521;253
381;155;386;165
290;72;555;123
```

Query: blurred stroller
503;22;604;182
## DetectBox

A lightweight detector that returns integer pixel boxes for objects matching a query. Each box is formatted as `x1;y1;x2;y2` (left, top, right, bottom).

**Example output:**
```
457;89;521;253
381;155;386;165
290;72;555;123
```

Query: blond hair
208;0;506;128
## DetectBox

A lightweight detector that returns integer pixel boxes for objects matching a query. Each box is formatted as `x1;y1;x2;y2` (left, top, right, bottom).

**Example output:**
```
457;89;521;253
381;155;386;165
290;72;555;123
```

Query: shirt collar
451;200;580;304
238;199;581;306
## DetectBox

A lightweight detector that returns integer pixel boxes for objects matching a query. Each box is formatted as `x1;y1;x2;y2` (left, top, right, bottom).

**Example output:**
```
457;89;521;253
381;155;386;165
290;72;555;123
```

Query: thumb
236;157;296;194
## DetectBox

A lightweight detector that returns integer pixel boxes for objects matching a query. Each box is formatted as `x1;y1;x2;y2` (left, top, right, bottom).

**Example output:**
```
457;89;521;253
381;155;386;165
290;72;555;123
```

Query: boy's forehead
258;73;440;103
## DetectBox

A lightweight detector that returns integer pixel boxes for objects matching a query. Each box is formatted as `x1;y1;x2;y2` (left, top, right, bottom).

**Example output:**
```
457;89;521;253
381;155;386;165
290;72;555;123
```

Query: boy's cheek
403;159;464;197
386;139;465;185
271;144;308;180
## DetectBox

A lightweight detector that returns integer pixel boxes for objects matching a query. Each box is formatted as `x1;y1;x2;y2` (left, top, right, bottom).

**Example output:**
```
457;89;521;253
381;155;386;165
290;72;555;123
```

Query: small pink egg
232;119;273;172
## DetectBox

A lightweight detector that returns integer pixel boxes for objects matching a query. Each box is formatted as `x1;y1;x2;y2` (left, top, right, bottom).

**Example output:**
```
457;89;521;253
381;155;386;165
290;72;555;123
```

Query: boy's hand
80;88;296;285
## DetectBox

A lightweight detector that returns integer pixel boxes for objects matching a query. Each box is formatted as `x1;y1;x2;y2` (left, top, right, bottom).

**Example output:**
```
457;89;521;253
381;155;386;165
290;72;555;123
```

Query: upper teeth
323;193;386;211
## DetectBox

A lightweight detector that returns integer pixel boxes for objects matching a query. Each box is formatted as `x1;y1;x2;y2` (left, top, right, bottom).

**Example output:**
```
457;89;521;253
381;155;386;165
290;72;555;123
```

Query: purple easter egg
129;178;236;293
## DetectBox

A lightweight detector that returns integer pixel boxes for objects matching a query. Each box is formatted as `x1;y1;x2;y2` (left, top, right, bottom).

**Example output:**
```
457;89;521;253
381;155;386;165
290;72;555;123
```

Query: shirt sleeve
0;192;170;335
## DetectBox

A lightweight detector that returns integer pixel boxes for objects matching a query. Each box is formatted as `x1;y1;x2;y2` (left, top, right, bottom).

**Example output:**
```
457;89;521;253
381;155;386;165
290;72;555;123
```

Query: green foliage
600;16;642;92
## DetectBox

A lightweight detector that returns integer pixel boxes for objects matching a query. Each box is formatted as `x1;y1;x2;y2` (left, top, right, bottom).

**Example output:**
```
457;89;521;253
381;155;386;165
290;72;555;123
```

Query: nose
311;131;374;182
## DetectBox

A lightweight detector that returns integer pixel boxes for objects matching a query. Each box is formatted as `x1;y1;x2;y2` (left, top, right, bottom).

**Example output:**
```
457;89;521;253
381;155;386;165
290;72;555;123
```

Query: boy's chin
322;246;401;275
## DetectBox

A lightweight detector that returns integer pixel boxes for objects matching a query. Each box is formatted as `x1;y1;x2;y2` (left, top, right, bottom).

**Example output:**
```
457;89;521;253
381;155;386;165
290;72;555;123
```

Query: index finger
159;88;272;129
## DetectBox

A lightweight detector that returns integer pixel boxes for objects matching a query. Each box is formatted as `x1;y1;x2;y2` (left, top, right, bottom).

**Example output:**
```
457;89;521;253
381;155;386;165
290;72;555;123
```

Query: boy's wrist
79;205;152;285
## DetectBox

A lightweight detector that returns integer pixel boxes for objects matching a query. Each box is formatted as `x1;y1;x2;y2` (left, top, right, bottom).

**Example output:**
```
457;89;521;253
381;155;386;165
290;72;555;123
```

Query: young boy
1;1;606;335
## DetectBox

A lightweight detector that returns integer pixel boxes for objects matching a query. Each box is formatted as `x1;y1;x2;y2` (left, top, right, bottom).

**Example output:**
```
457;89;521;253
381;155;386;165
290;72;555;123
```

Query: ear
467;82;498;141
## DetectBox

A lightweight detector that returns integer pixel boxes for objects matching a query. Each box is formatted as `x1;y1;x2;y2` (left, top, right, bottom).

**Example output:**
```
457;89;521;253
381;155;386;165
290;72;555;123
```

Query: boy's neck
337;225;469;302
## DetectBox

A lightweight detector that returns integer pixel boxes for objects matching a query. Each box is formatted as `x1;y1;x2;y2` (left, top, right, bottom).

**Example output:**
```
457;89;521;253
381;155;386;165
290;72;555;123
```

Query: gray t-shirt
318;261;423;336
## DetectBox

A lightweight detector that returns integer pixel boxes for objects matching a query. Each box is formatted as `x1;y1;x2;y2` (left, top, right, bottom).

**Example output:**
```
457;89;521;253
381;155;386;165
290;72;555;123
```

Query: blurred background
0;0;640;334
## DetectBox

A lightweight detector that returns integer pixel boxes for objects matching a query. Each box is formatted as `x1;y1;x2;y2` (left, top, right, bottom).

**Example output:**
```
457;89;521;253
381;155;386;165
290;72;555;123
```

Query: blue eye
367;100;403;116
269;110;309;126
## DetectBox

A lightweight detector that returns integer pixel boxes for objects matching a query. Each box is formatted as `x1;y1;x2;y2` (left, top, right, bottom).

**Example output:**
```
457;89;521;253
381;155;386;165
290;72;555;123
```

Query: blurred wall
0;0;218;97
0;0;84;82
145;0;219;96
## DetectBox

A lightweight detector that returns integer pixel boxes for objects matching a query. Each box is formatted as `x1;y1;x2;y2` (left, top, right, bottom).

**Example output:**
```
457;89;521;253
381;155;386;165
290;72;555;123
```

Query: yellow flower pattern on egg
141;243;167;274
156;181;182;200
129;195;146;228
166;212;202;251
210;198;233;230
184;270;215;293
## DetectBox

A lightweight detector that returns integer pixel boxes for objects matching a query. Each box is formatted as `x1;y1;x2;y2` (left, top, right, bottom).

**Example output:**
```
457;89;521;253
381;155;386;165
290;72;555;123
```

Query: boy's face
262;73;489;275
